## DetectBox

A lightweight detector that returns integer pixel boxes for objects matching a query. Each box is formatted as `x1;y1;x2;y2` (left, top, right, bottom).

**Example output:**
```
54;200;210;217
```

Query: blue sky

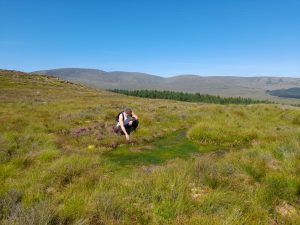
0;0;299;77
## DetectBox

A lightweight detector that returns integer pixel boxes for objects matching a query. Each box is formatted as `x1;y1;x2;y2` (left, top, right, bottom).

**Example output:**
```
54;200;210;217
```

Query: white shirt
117;112;129;127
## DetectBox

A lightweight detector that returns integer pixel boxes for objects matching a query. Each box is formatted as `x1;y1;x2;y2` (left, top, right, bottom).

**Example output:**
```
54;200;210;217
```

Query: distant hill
267;87;300;99
32;68;164;90
32;68;300;100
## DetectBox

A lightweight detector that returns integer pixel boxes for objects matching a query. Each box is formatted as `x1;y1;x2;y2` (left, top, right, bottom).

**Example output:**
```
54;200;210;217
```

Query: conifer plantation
110;89;270;105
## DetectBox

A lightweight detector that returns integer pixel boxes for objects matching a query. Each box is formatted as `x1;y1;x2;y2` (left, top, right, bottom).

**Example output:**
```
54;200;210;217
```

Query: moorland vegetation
0;70;299;224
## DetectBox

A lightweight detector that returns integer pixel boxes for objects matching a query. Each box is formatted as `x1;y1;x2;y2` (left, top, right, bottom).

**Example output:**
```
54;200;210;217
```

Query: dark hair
125;108;132;115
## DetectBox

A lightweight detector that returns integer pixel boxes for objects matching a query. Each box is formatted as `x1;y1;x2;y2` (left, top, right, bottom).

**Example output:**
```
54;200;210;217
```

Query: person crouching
114;108;139;141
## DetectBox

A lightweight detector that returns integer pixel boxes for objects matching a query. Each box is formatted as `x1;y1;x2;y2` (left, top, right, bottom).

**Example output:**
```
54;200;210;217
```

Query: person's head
125;108;132;116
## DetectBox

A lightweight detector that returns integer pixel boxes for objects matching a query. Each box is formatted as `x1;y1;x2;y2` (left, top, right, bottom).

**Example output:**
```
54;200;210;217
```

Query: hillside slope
33;68;165;90
32;68;300;101
1;70;299;224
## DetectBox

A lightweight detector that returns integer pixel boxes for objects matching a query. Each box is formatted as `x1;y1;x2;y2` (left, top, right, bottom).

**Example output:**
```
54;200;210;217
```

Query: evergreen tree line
109;89;270;105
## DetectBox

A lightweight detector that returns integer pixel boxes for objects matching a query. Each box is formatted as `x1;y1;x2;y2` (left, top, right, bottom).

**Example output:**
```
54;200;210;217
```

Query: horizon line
1;67;300;79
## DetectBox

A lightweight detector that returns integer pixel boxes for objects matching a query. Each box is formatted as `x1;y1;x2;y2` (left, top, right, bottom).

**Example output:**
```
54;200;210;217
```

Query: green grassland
0;70;300;224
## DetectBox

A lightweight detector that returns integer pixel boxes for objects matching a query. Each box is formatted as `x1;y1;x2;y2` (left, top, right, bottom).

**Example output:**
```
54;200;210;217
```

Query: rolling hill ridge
32;68;300;101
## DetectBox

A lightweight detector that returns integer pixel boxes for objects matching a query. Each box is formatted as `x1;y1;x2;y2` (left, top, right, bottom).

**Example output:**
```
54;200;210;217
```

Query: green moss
104;130;213;167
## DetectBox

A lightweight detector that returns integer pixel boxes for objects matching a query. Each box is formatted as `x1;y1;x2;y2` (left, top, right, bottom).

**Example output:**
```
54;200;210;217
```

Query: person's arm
132;112;138;120
119;113;130;141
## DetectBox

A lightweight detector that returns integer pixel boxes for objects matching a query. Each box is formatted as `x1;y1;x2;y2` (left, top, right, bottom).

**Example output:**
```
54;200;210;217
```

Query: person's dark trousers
124;120;139;134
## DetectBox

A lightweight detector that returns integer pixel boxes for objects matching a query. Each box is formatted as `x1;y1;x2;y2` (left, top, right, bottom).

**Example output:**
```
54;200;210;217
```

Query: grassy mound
187;121;257;147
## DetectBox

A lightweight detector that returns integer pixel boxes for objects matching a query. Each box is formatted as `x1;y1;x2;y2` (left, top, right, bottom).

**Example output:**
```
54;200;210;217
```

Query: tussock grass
187;121;257;147
1;70;300;224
